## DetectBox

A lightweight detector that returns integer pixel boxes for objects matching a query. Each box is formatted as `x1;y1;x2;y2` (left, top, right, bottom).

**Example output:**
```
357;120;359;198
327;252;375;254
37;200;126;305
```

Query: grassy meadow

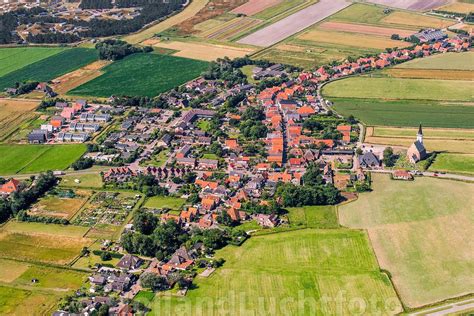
143;196;185;210
60;173;104;188
429;153;474;175
339;174;474;307
0;285;60;315
69;53;208;97
0;48;98;90
0;47;65;77
286;205;339;228
330;98;474;129
153;229;402;315
395;51;474;71
0;144;86;175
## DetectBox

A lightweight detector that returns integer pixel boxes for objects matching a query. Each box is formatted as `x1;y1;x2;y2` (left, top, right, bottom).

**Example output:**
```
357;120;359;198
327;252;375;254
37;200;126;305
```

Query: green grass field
143;196;185;210
0;144;86;175
0;285;59;315
429;153;474;175
0;48;97;90
330;98;474;128
395;51;474;70
153;229;402;315
339;174;474;307
286;205;339;228
0;47;65;77
323;77;473;102
60;173;104;188
69;53;208;97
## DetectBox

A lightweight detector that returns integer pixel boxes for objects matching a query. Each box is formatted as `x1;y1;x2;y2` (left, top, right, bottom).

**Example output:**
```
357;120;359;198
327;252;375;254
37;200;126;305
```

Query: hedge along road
237;0;350;47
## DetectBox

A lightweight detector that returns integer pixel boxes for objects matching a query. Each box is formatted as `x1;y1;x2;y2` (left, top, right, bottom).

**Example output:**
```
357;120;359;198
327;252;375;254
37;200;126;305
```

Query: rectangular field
0;221;91;264
0;47;65;77
68;53;208;97
385;68;474;81
0;144;86;175
318;21;414;37
199;17;263;41
381;11;455;28
0;285;60;316
395;51;474;71
231;0;281;16
29;190;91;220
238;0;350;47
143;196;185;210
0;48;98;91
338;174;474;307
323;77;473;102
154;229;402;315
366;0;450;11
331;98;474;129
286;205;339;228
0;99;39;142
429;153;474;175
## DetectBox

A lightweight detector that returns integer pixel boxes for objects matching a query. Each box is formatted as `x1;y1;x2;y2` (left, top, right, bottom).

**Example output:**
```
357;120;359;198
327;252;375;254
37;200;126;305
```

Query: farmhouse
359;152;381;169
116;254;142;271
0;178;21;195
407;124;427;164
28;129;49;144
414;29;447;43
393;170;413;181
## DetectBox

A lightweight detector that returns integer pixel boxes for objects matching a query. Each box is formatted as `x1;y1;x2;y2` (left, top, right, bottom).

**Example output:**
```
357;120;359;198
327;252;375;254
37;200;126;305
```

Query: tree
140;272;168;291
97;304;109;316
100;251;112;261
391;34;400;40
383;147;396;167
356;148;363;156
217;210;235;227
133;210;158;235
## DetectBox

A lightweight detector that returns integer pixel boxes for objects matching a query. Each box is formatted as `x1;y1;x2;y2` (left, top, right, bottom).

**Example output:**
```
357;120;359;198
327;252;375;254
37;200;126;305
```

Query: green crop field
323;77;473;102
0;47;65;77
330;98;474;128
286;205;339;228
395;51;474;71
143;196;185;210
153;229;402;315
339;174;474;307
69;53;208;97
0;48;98;90
0;144;86;175
429;153;474;175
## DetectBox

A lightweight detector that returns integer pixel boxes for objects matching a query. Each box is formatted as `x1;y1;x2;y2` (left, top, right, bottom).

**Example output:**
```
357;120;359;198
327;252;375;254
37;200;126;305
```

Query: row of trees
96;39;152;61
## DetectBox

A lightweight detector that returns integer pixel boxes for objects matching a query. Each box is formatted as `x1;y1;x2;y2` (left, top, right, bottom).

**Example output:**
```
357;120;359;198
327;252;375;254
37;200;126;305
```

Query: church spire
417;123;423;144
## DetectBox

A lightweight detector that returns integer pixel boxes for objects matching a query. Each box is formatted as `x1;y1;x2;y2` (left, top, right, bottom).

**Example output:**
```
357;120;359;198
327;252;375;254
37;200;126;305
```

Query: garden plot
29;189;91;220
72;192;140;227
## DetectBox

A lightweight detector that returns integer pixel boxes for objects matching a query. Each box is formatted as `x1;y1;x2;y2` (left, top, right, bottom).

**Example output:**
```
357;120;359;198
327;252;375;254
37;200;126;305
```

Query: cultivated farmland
395;51;474;70
0;99;39;142
381;11;455;28
0;144;86;175
331;98;474;129
230;0;281;16
0;47;65;77
0;48;98;91
237;0;350;47
322;77;473;101
154;229;402;315
339;174;474;307
69;53;208;97
366;0;450;11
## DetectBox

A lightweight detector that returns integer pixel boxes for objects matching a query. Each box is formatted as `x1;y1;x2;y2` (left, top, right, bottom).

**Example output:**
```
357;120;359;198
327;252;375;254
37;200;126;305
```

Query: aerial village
0;30;471;315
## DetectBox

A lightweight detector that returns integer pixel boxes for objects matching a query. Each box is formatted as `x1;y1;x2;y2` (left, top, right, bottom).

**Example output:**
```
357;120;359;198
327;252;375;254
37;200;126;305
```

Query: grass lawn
154;229;402;315
339;174;474;307
14;265;87;290
286;205;339;228
395;51;474;71
69;53;208;97
331;98;474;129
323;77;473;102
0;221;91;264
0;285;59;316
196;119;211;132
0;144;86;175
429;153;474;175
0;47;65;77
60;173;104;188
0;48;98;90
144;196;185;210
133;290;155;305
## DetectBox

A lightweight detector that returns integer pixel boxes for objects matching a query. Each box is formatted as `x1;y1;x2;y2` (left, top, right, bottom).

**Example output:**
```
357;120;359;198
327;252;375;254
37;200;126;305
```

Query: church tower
417;123;423;144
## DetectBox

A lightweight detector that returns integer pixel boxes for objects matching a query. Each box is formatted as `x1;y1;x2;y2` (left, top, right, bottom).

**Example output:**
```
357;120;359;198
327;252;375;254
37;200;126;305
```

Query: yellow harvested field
0;259;29;283
123;0;210;44
298;29;407;50
199;17;262;41
382;12;455;29
151;40;255;61
319;21;414;38
440;2;474;14
0;99;39;141
385;68;474;81
52;60;111;94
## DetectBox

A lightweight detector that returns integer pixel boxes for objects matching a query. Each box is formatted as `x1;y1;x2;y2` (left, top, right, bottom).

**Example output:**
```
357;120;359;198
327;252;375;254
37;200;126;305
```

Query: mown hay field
69;53;208;97
439;1;474;13
0;144;86;175
153;229;402;315
429;153;474;175
0;48;98;90
0;47;65;77
0;99;39;142
0;221;91;264
318;21;414;37
339;174;474;307
330;98;474;129
322;77;473;102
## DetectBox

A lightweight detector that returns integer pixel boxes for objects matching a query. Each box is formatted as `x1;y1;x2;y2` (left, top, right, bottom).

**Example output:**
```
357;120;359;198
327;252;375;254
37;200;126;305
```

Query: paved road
409;298;474;316
238;0;350;47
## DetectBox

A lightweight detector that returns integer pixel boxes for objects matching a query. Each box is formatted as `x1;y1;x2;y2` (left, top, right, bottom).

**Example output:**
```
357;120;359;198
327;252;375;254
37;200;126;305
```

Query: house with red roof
0;179;21;195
